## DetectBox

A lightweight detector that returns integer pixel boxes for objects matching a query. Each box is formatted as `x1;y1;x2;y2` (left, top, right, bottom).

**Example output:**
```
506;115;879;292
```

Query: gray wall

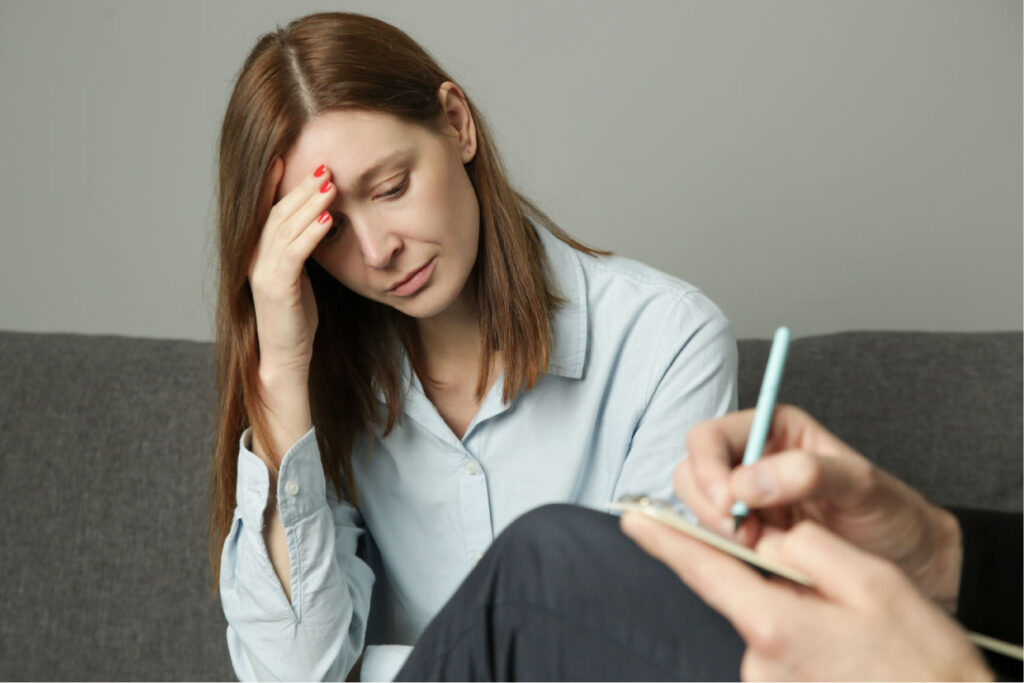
1;0;1020;341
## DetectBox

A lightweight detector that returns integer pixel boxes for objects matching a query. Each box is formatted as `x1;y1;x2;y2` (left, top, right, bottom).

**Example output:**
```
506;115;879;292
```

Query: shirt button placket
458;453;493;568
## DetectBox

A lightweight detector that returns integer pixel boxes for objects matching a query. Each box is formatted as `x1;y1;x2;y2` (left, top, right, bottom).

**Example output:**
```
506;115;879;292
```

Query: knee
479;504;624;600
494;503;615;556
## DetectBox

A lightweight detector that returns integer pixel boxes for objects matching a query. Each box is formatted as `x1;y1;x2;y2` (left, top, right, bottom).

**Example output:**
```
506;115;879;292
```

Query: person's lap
396;504;745;681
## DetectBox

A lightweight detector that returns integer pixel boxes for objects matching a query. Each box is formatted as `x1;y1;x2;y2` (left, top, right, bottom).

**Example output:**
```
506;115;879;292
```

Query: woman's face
276;85;480;320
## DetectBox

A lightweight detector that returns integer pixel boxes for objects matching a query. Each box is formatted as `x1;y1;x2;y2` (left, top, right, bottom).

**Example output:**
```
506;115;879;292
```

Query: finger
677;459;765;544
776;520;909;608
768;404;857;459
620;511;792;643
673;458;733;534
730;448;873;510
685;412;754;514
287;210;335;263
270;164;335;233
686;406;819;512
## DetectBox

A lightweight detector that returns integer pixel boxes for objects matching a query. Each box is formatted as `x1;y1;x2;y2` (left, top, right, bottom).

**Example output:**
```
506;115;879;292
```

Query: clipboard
607;495;1023;661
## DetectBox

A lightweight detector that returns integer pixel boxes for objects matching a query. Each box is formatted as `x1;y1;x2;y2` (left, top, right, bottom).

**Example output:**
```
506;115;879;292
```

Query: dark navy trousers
396;504;745;681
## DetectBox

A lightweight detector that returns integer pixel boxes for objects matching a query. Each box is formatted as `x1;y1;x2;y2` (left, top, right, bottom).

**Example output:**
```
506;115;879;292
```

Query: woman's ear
437;81;477;164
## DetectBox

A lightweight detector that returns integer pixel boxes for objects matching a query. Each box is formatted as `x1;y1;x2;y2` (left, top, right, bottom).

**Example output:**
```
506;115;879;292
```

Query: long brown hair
208;11;610;594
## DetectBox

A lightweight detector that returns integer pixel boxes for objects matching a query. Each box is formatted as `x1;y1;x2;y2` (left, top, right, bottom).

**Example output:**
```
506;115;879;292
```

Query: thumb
731;449;873;510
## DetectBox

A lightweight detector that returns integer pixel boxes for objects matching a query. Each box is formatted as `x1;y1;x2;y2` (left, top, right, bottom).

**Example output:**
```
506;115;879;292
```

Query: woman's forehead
278;110;421;196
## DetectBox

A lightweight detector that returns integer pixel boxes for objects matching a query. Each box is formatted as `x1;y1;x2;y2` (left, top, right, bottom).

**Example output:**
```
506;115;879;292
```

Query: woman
209;11;737;681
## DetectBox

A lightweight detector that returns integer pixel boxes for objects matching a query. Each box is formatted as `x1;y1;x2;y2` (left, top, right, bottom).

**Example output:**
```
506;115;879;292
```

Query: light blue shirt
220;224;738;681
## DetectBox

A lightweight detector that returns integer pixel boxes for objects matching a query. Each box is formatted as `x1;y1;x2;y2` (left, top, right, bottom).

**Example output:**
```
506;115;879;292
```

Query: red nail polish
314;164;326;178
317;211;330;224
320;180;331;193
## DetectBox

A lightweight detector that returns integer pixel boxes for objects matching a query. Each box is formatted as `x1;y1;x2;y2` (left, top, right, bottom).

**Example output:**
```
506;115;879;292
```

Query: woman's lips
389;257;436;296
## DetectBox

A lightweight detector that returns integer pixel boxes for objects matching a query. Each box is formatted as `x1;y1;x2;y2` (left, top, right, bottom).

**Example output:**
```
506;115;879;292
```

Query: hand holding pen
672;333;965;611
621;328;1020;677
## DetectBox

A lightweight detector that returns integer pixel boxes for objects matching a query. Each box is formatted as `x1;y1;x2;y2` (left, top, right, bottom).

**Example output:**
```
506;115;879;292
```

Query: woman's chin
391;277;472;321
395;294;455;320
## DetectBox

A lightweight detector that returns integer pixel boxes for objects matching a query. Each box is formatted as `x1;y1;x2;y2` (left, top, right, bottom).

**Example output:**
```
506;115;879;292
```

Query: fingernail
314;164;326;177
317;211;330;224
319;180;332;193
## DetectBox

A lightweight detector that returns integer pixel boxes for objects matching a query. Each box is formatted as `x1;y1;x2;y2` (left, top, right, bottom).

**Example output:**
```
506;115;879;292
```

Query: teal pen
731;326;791;530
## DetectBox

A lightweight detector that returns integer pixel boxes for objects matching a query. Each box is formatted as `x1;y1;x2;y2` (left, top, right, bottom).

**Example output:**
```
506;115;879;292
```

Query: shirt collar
534;220;588;379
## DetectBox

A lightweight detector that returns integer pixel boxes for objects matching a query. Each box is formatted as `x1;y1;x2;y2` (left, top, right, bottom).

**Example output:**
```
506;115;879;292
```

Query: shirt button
285;480;300;496
473;553;483;565
464;461;478;475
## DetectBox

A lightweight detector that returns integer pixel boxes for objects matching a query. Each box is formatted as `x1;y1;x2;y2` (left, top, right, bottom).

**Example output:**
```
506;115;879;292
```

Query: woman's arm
220;427;376;681
612;290;738;503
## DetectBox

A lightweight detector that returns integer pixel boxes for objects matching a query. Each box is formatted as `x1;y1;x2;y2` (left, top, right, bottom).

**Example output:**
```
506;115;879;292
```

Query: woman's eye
378;176;408;199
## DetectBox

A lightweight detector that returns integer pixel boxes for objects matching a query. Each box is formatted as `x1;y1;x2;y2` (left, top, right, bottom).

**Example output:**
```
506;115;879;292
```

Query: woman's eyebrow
353;148;414;192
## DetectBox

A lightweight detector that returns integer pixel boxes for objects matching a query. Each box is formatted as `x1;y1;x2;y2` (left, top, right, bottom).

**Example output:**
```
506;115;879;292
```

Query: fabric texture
951;507;1023;680
395;504;745;681
0;331;228;680
220;222;739;681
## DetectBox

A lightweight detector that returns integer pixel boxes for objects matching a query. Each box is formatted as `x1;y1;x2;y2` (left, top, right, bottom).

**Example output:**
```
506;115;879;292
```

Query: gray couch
1;329;1020;680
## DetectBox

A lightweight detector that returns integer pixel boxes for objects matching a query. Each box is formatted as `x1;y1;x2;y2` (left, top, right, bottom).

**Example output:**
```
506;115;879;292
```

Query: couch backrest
737;331;1022;512
0;329;1020;680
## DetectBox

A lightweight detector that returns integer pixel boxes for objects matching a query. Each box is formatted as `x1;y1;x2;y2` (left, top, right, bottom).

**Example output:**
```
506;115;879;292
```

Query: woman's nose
352;219;402;269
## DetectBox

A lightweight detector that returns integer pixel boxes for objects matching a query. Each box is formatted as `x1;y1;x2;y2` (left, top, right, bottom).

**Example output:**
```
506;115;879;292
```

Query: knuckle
266;202;283;223
790;451;821;490
776;403;803;421
281;239;309;263
745;613;787;657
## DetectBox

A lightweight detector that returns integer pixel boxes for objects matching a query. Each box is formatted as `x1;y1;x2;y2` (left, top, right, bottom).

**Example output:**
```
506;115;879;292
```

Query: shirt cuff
236;426;325;527
361;644;414;682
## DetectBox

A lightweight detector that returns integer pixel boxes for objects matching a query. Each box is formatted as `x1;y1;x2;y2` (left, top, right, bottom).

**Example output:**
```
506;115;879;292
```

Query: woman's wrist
255;365;313;466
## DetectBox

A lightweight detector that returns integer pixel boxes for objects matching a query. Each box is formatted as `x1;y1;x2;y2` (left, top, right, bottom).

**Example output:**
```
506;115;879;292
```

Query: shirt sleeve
219;426;376;681
612;290;738;506
360;644;415;682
